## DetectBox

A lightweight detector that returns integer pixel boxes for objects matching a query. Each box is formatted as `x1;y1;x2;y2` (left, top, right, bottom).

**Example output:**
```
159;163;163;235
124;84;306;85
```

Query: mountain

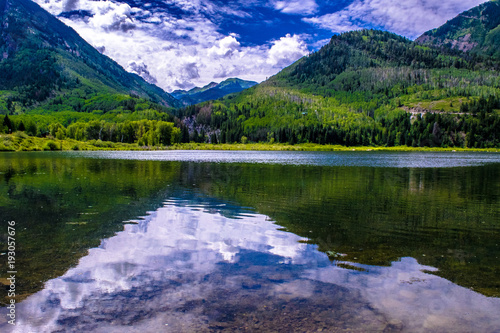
416;0;500;58
171;78;258;106
0;0;179;112
176;29;500;148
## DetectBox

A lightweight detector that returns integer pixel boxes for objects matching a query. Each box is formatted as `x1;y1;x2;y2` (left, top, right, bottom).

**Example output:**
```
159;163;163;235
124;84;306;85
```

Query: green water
0;151;499;332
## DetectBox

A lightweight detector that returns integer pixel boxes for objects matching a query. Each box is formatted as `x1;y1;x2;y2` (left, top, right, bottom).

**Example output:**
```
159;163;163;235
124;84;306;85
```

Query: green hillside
0;0;179;112
0;0;185;147
172;78;258;106
175;29;500;148
416;0;500;58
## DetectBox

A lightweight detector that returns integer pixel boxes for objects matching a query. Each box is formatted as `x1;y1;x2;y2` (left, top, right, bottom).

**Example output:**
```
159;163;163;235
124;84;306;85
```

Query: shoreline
1;134;499;153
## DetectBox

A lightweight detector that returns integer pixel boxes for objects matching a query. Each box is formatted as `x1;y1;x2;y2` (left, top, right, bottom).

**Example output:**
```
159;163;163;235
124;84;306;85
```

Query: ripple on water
64;150;500;168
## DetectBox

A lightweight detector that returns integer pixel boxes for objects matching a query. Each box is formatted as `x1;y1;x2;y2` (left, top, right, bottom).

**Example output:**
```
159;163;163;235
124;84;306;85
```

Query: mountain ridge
416;0;500;58
171;78;258;106
0;0;179;109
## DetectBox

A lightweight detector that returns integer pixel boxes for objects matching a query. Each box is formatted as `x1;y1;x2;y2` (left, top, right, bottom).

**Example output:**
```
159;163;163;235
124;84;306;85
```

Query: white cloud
213;64;243;79
89;3;134;32
34;0;487;92
267;34;309;67
32;0;311;92
305;13;363;34
304;0;488;39
272;0;318;15
208;35;241;59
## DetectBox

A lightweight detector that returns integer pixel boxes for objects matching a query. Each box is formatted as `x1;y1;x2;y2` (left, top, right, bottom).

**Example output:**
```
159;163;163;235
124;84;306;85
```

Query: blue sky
33;0;487;92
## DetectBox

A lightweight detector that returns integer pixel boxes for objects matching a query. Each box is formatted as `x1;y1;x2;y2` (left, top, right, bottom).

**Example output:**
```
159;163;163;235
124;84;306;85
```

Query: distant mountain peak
171;78;258;106
204;82;218;89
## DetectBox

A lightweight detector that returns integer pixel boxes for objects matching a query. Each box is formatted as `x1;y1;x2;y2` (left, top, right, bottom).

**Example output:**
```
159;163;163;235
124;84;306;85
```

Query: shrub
13;131;28;139
43;140;59;151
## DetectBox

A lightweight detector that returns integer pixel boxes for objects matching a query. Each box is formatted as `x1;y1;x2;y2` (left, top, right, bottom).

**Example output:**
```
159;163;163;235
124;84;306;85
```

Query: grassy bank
1;133;499;152
166;142;500;152
0;132;139;151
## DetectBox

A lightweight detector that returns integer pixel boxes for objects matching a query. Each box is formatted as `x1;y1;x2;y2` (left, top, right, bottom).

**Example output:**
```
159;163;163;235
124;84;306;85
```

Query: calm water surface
0;151;499;332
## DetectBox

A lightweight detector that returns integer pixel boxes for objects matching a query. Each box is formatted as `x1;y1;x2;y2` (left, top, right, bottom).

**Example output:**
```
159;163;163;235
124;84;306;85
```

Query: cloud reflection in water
4;198;500;332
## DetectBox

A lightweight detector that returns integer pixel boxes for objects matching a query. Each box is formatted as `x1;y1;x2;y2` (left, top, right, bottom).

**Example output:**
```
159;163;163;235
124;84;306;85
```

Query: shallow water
0;151;499;332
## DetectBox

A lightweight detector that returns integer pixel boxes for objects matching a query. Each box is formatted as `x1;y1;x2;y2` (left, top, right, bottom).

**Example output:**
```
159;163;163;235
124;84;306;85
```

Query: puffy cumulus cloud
272;0;318;15
208;35;241;59
49;0;140;32
32;0;312;92
304;0;487;39
181;62;201;80
267;34;309;67
88;2;136;32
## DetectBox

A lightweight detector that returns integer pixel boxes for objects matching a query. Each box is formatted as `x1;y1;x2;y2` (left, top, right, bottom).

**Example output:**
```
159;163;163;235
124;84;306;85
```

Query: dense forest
173;94;500;148
1;95;180;146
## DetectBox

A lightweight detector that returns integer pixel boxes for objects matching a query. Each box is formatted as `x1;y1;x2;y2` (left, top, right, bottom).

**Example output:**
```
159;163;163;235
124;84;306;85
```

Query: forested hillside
0;0;183;148
175;29;500;148
0;0;178;108
417;0;500;58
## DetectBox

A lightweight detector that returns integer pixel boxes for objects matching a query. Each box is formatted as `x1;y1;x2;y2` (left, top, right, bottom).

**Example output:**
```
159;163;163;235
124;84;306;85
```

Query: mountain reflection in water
3;197;500;333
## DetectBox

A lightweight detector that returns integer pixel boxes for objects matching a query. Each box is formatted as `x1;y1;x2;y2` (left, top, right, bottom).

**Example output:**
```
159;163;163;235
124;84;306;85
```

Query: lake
1;150;500;332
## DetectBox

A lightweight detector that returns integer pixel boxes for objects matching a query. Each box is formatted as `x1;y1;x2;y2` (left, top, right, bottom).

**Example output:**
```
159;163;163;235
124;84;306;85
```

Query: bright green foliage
64;119;180;146
175;30;500;148
8;108;179;146
43;140;60;151
0;0;181;149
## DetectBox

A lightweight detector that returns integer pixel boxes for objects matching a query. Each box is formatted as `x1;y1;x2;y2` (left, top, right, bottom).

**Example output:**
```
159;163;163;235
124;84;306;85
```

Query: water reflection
70;150;500;168
3;197;499;333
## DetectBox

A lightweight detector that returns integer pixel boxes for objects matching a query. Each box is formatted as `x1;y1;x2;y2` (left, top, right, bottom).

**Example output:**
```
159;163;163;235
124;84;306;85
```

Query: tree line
2;116;180;146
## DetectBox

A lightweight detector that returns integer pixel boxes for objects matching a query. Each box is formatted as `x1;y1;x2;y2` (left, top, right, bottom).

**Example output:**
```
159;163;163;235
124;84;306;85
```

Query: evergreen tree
3;115;12;133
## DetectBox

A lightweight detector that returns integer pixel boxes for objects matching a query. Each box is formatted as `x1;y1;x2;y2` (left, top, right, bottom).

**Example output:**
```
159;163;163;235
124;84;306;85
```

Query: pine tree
3;115;12;133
